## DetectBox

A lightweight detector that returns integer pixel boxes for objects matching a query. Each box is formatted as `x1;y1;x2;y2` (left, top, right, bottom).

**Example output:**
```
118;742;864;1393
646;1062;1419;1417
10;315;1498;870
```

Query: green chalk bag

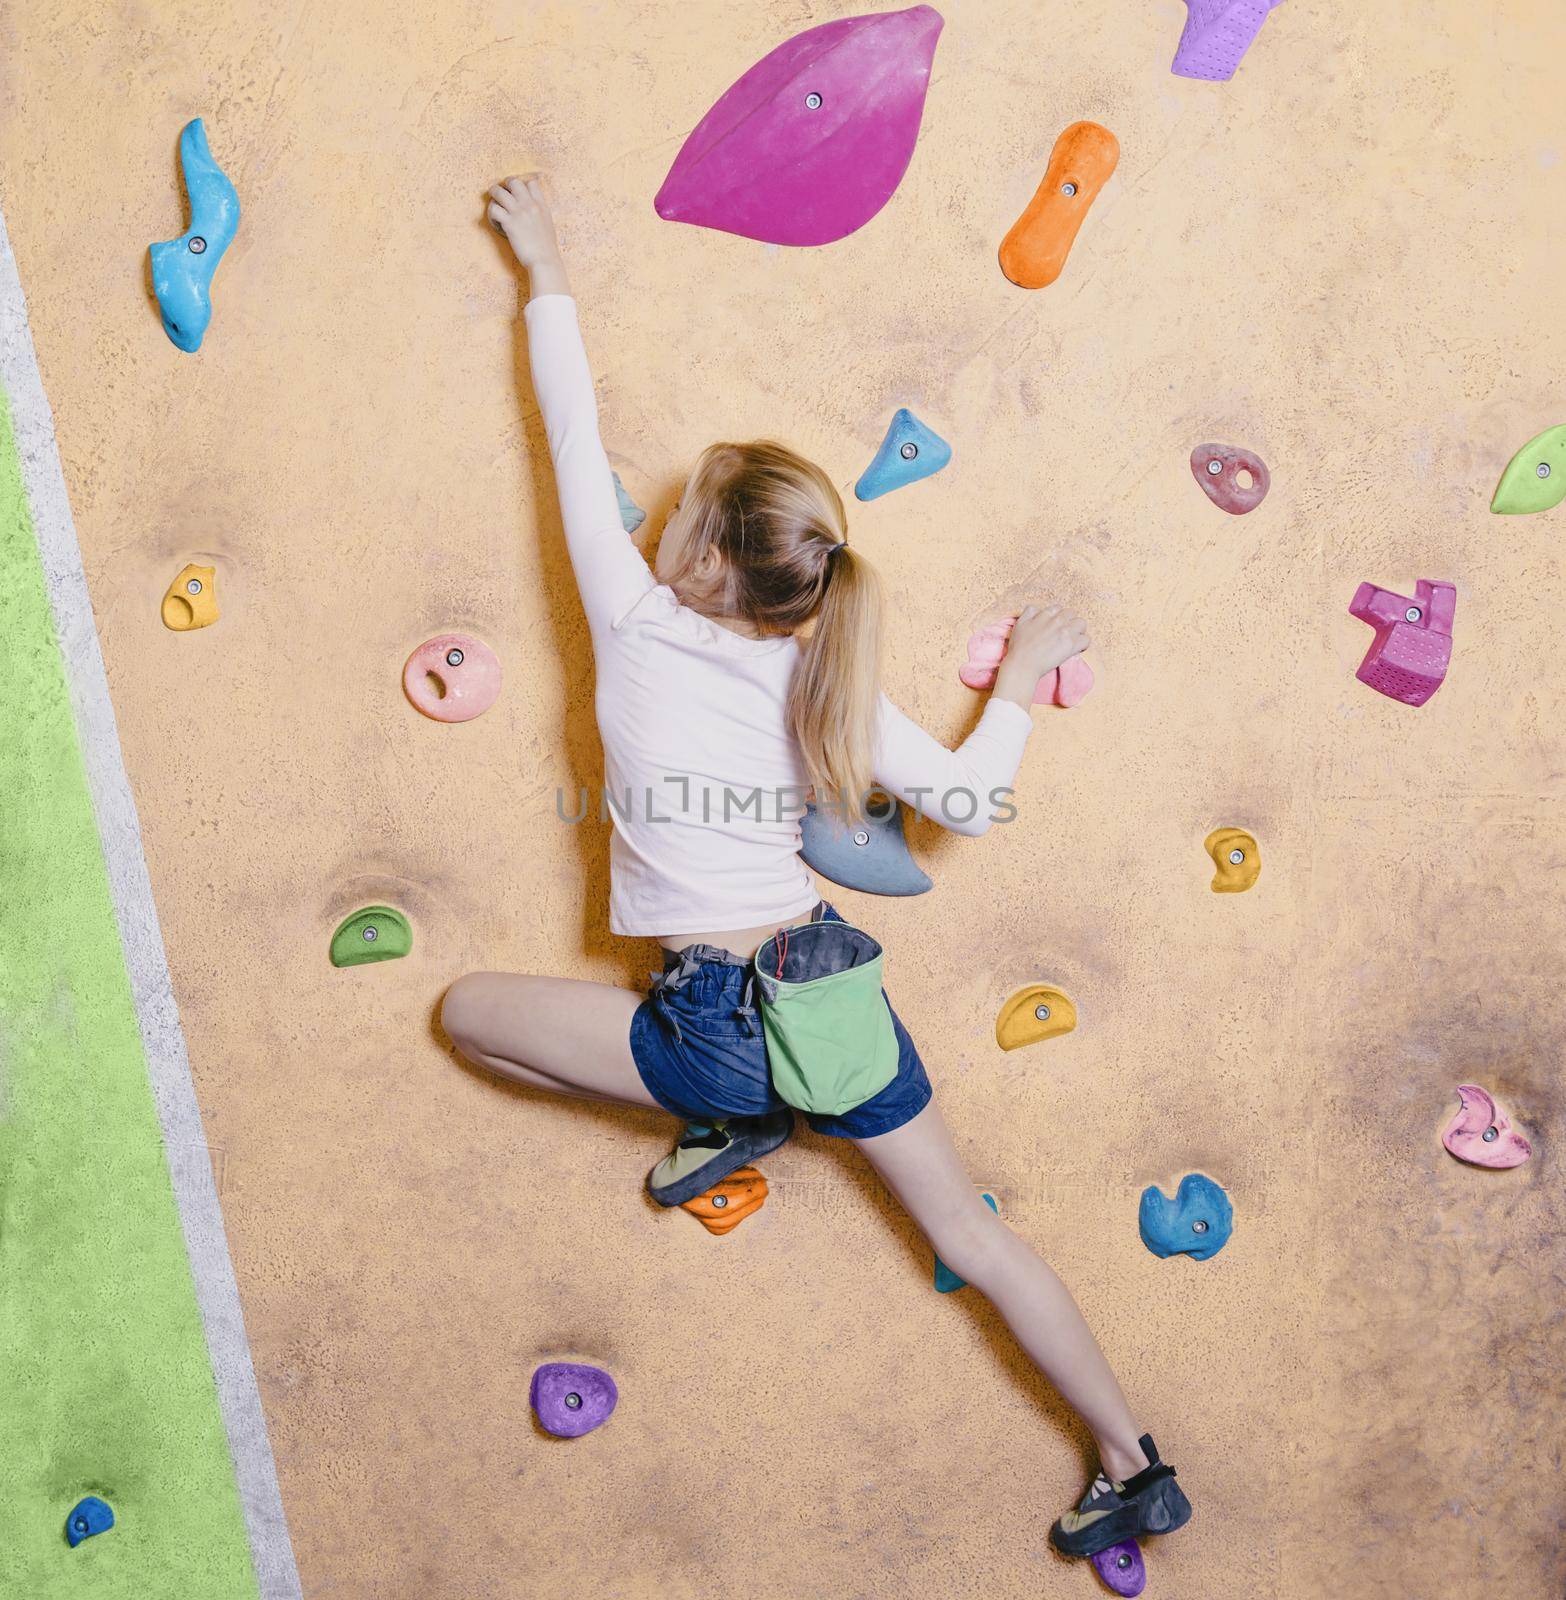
752;918;899;1116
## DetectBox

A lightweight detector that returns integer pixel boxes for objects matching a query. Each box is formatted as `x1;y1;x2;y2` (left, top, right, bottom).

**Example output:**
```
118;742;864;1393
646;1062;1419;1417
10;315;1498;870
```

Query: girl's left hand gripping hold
488;174;571;297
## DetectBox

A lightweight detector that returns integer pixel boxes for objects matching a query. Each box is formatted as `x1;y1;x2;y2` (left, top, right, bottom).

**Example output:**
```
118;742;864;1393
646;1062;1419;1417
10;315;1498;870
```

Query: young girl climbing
441;173;1192;1560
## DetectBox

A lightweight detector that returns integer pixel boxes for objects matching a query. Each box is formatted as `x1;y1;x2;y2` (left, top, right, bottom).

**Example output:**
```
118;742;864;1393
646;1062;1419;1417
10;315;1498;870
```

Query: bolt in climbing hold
654;7;943;246
1192;1219;1209;1233
1061;181;1077;195
161;562;218;630
65;1496;115;1548
712;1193;729;1208
996;984;1077;1049
1405;606;1422;622
1207;458;1223;474
531;1364;617;1437
1491;423;1566;513
404;633;502;723
1482;1126;1498;1142
1206;828;1260;892
330;905;413;968
149;119;240;352
855;408;952;501
852;829;870;846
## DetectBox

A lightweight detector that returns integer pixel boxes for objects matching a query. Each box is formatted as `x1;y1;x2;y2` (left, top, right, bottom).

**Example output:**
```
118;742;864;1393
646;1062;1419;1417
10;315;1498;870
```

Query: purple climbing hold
654;6;944;247
1092;1540;1147;1596
1348;579;1455;708
1171;0;1284;82
529;1362;618;1438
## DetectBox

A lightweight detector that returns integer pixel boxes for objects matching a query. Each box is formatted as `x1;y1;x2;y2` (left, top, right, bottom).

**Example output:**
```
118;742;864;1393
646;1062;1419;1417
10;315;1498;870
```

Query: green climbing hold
329;905;412;968
1491;424;1566;514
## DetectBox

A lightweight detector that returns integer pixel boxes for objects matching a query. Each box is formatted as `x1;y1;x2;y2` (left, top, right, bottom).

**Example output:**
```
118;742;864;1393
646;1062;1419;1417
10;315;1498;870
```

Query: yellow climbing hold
995;984;1077;1050
1205;827;1260;893
161;564;218;631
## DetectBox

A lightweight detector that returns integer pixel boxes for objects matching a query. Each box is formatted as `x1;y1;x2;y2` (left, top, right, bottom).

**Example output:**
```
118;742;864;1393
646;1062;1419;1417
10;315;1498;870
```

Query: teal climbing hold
612;471;646;534
329;905;413;968
934;1192;998;1291
66;1496;115;1548
854;408;952;502
149;118;240;353
1491;424;1566;514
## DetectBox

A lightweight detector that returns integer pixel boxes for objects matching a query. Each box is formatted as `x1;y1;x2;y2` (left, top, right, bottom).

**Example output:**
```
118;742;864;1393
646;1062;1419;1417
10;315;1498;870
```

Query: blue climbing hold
854;408;952;502
799;791;932;897
65;1496;114;1548
935;1192;998;1292
612;472;646;534
1138;1173;1232;1262
149;118;240;352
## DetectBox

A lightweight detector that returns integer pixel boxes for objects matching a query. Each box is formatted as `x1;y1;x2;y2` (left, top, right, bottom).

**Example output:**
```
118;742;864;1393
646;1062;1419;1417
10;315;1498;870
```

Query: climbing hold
998;121;1119;289
1490;424;1566;514
329;906;412;969
995;984;1077;1050
1442;1084;1532;1170
149;118;240;352
611;471;646;534
160;563;218;631
1190;442;1270;515
1205;827;1260;893
654;5;944;247
1139;1173;1232;1261
799;790;932;896
1171;0;1285;81
403;633;502;723
855;408;952;501
1348;579;1455;707
530;1362;618;1438
935;1192;998;1292
958;614;1094;707
682;1166;768;1235
65;1496;115;1548
1092;1541;1147;1597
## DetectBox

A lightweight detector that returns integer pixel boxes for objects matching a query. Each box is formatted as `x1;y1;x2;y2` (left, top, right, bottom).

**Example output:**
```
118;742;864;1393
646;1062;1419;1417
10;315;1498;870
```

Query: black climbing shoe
646;1109;794;1208
1049;1434;1192;1557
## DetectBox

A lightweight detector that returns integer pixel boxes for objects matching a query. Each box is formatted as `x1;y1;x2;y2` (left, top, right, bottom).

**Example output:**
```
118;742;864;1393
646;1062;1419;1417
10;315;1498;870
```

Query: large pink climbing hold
1171;0;1285;82
959;616;1093;707
1348;580;1455;708
1442;1085;1532;1170
654;6;944;247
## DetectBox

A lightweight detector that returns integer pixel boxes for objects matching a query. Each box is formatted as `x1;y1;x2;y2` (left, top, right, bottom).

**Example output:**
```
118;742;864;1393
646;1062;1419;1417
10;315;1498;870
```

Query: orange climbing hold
681;1166;768;1235
999;122;1120;289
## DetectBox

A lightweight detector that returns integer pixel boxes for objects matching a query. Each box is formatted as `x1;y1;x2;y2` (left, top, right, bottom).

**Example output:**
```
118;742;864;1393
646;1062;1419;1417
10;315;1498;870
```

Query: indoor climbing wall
1;0;1562;1596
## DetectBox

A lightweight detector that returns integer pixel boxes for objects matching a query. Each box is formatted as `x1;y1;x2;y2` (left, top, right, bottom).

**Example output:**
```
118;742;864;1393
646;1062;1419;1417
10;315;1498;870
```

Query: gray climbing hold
799;791;932;896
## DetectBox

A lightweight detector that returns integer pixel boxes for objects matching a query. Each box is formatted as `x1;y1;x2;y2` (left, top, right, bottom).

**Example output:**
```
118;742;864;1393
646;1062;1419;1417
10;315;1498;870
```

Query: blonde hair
660;440;882;810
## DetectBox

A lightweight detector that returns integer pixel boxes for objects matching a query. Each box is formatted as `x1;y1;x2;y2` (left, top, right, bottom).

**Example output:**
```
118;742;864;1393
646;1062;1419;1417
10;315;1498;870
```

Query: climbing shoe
1049;1434;1192;1557
646;1109;793;1208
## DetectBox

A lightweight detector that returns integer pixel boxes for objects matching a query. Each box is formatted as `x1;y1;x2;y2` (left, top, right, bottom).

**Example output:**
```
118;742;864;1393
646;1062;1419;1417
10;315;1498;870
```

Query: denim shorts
628;903;932;1140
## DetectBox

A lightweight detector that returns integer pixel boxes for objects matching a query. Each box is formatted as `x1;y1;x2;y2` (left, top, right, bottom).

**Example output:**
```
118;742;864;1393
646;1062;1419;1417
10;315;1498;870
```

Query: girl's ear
692;544;722;580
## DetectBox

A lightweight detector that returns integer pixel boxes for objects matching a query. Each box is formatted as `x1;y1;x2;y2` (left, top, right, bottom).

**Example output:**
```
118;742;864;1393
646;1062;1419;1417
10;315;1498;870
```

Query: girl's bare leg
441;971;664;1109
854;1100;1149;1481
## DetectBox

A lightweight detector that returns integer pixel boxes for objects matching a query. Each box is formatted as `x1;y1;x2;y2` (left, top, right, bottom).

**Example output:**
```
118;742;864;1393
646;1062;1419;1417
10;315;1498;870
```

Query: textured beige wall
4;1;1564;1595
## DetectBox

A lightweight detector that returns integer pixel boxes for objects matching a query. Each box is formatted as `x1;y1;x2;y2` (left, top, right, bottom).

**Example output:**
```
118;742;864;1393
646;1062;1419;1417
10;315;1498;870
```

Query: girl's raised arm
488;175;654;639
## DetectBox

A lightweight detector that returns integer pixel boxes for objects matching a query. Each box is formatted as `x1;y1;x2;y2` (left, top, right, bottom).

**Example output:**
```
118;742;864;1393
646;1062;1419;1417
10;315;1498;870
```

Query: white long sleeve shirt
525;294;1034;937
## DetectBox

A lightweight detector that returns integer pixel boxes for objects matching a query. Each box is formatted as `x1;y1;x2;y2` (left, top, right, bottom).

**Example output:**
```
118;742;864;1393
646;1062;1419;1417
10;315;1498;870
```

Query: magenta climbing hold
403;633;502;723
654;5;944;247
1442;1084;1532;1170
1190;443;1270;515
530;1362;618;1438
958;615;1093;707
1348;579;1455;707
1092;1541;1146;1596
1171;0;1285;81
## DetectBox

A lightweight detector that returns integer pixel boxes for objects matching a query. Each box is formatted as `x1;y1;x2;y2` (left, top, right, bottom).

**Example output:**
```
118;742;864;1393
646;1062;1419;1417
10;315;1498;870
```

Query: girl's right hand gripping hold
488;173;571;298
992;602;1090;709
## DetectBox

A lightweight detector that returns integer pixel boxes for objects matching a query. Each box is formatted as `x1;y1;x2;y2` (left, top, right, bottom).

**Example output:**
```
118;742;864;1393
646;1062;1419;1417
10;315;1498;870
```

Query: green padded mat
0;375;262;1593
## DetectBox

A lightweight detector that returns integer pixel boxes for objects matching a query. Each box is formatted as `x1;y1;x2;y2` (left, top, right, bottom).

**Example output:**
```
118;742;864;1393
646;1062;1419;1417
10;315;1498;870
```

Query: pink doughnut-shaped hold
403;633;502;723
959;616;1094;707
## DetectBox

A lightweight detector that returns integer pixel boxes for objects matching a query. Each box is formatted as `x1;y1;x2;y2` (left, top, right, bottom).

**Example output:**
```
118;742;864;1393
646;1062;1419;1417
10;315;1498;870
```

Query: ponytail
788;543;882;815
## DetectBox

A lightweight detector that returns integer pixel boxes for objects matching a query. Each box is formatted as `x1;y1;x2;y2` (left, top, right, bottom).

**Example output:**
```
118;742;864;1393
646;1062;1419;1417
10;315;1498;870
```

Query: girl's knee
440;972;497;1048
926;1199;1009;1286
